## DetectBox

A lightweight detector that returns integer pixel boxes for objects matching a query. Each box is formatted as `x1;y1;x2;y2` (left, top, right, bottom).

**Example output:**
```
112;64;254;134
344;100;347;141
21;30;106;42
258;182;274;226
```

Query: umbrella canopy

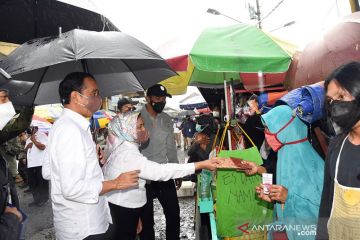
91;110;114;129
0;67;11;83
165;86;208;111
189;24;297;89
1;60;37;100
159;55;195;95
0;41;19;59
34;104;64;122
293;11;360;89
0;0;118;44
0;29;177;106
155;29;201;95
31;115;52;133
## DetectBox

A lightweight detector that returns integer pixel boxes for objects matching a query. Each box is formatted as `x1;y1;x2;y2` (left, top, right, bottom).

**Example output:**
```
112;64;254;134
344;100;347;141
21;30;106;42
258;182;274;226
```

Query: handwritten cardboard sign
216;147;273;238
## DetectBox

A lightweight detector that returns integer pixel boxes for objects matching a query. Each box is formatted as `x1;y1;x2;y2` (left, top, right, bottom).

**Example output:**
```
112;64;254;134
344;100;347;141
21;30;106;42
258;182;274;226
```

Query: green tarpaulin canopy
189;24;296;86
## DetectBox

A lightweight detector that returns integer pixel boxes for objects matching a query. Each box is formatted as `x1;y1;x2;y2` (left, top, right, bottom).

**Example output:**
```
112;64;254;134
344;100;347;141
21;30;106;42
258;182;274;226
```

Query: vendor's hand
256;184;272;203
241;160;258;175
136;218;142;234
113;170;140;190
269;185;288;203
5;206;23;222
175;178;182;190
96;144;105;165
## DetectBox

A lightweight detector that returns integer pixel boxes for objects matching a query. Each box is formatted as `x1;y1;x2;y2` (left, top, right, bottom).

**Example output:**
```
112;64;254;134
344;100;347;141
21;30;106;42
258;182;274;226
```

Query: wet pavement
154;197;195;240
20;147;196;240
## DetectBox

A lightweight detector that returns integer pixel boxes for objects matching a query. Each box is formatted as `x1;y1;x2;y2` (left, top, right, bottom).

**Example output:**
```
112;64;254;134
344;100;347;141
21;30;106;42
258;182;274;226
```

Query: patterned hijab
104;111;141;162
108;111;140;143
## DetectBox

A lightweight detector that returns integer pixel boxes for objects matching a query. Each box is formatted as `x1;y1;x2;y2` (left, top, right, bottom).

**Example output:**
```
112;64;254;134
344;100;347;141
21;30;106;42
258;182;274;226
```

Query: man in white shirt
42;72;140;240
25;126;49;207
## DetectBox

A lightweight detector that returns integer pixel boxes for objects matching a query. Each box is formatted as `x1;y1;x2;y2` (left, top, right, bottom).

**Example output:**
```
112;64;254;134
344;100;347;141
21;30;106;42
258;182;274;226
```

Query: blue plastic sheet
275;83;325;124
180;102;208;110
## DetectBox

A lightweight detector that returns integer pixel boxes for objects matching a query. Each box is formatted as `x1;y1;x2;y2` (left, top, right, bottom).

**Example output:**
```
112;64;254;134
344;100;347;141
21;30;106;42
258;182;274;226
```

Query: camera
26;126;38;135
26;128;32;135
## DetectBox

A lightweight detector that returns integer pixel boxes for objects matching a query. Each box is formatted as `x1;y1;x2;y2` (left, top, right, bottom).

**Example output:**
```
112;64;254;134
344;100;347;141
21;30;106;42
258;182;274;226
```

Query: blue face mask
196;124;205;132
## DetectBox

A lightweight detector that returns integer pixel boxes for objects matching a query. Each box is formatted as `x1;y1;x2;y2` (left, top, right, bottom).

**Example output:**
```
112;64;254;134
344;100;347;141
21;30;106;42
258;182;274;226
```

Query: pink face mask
264;116;308;152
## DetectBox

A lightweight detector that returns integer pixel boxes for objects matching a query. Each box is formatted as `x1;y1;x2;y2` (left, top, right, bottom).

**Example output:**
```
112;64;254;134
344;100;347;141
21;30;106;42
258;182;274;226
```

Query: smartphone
262;173;273;195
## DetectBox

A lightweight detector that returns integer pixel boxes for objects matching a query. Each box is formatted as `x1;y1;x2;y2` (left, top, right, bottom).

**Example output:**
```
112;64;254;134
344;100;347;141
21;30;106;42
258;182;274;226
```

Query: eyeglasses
78;90;101;98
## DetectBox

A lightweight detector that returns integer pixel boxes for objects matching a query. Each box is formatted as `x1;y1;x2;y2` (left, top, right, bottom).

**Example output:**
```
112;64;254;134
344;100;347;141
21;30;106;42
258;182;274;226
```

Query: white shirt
103;140;195;208
42;109;111;240
26;131;48;168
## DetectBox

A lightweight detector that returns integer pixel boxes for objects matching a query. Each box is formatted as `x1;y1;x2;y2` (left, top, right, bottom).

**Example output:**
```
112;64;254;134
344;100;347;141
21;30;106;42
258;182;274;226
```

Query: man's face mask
329;100;360;131
150;100;166;113
78;92;102;114
264;116;307;152
196;124;205;132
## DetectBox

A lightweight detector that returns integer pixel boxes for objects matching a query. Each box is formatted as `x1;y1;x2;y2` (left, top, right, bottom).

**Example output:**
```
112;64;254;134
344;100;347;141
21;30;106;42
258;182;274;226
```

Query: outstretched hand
196;157;223;171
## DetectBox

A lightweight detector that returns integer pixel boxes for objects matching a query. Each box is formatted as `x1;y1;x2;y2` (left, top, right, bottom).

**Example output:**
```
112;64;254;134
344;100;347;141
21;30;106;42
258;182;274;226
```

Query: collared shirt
26;132;48;168
140;106;178;164
103;140;194;208
42;108;111;240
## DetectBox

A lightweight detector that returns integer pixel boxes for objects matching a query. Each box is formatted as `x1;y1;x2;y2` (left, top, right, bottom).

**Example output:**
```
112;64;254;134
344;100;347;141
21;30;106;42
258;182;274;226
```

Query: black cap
117;98;138;109
146;84;172;98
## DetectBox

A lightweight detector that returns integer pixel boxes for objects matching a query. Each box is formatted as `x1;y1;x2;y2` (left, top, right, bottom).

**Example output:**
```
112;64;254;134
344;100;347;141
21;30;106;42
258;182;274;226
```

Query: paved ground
17;185;54;240
20;147;196;240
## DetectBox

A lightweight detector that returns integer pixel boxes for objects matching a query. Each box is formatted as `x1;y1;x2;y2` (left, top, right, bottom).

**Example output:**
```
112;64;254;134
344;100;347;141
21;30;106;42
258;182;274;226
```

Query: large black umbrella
0;0;119;44
0;68;11;83
0;29;177;106
1;65;36;101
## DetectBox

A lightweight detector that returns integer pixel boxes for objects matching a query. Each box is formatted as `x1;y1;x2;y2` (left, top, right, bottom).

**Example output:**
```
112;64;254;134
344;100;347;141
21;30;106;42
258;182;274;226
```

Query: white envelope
0;101;16;130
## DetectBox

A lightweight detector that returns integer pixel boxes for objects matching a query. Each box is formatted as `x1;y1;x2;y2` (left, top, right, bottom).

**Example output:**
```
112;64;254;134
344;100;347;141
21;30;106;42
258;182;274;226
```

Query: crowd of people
1;61;360;240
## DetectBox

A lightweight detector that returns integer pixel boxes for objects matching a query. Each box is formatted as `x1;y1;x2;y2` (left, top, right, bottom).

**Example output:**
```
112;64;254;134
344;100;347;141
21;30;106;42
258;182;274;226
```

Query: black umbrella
0;68;11;84
0;0;119;44
0;68;34;102
0;29;177;106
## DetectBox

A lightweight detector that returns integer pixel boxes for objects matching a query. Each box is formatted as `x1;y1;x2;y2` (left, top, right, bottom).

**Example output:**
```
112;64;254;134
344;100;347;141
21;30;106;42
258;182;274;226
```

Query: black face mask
329;100;360;131
151;101;166;113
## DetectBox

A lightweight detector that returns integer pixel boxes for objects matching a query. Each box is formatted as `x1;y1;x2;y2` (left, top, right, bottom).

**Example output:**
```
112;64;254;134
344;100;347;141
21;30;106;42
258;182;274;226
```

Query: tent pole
223;77;232;150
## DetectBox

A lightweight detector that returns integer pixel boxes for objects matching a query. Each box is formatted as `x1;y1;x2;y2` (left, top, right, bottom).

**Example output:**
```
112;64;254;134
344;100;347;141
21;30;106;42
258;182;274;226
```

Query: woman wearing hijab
256;105;324;240
317;62;360;240
103;111;220;240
